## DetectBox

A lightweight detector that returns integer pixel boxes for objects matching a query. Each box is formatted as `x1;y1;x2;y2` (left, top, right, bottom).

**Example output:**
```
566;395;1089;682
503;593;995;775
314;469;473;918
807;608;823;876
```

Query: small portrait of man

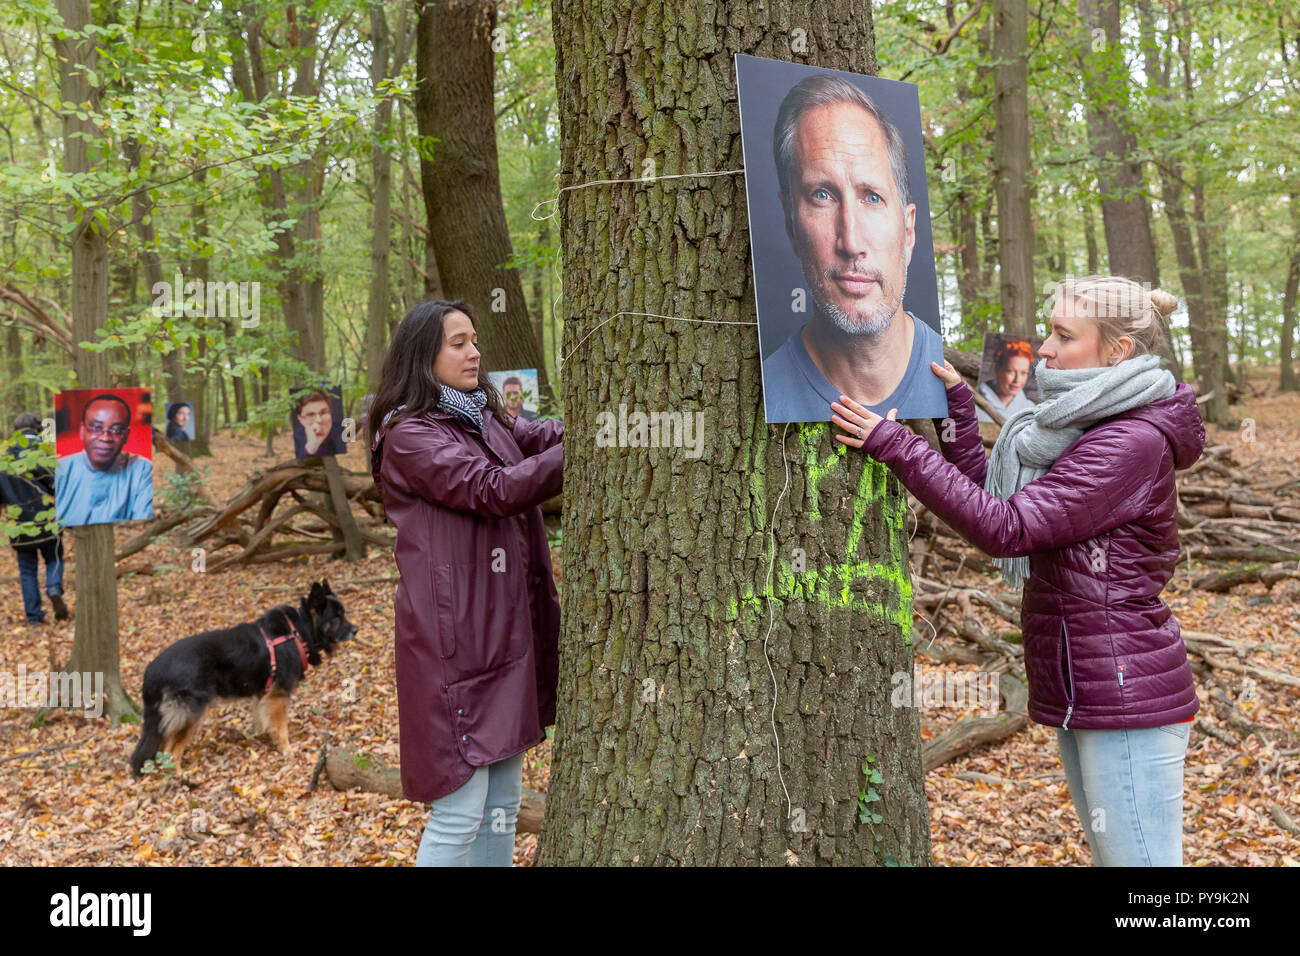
737;55;948;424
291;385;347;459
976;335;1043;424
165;402;195;441
487;369;540;421
54;389;154;527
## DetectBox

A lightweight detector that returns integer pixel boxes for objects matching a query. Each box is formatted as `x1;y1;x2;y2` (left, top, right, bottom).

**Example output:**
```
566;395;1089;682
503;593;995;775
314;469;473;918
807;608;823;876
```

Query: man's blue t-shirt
761;311;949;424
55;449;153;527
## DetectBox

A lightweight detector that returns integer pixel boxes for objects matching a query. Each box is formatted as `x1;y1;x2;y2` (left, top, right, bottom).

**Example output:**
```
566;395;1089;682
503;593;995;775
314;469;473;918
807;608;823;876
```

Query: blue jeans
13;537;64;623
416;751;525;867
1055;722;1190;866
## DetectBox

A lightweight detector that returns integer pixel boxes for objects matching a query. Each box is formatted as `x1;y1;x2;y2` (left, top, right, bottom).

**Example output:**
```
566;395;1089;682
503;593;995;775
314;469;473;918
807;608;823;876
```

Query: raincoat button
461;734;468;742
457;708;464;716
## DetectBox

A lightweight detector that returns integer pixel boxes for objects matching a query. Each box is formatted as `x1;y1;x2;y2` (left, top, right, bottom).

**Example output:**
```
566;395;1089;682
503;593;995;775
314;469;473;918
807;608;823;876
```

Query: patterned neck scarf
437;385;488;431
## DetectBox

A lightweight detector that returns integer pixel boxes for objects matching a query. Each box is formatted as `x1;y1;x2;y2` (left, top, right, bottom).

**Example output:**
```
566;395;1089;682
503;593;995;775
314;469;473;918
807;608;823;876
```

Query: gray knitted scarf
984;353;1175;589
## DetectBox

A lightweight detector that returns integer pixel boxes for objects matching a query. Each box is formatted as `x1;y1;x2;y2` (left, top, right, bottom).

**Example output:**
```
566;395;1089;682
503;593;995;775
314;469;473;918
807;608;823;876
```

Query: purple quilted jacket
859;377;1206;730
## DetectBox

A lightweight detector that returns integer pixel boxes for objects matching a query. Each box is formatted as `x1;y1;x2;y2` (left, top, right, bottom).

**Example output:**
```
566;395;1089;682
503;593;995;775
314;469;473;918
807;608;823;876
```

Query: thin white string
531;168;744;222
763;421;794;818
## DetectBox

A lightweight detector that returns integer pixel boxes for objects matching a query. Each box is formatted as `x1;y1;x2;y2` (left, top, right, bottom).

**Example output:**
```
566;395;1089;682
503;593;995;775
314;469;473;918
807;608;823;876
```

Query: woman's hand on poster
831;396;896;450
931;360;962;387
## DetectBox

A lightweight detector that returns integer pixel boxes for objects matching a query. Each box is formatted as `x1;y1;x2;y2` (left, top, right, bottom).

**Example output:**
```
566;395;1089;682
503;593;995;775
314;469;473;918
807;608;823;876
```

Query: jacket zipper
1061;618;1076;730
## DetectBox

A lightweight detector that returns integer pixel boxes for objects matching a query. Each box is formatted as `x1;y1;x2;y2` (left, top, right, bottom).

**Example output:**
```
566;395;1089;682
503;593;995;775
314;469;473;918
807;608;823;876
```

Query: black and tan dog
130;580;357;776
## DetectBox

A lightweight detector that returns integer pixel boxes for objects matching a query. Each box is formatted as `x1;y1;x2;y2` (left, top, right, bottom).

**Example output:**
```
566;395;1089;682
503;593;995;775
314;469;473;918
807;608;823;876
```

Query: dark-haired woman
369;299;562;867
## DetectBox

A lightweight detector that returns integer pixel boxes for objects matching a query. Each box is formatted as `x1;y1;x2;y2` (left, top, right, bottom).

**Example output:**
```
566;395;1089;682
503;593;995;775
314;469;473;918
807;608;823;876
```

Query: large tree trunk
414;0;546;384
55;0;135;722
992;0;1034;334
539;0;931;867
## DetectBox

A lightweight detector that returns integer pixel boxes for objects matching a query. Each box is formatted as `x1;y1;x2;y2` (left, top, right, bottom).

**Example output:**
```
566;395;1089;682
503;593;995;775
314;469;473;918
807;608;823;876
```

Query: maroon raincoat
371;408;563;802
860;378;1205;730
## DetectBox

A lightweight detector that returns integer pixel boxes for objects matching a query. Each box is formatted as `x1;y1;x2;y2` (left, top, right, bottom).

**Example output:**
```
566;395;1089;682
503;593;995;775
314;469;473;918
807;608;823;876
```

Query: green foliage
0;435;59;545
159;465;209;513
139;751;177;778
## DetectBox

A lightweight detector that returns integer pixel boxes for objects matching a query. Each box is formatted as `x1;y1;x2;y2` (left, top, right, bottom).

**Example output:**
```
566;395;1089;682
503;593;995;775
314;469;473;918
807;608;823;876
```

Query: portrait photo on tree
488;368;540;421
975;333;1045;423
53;387;154;527
738;54;948;424
289;384;347;459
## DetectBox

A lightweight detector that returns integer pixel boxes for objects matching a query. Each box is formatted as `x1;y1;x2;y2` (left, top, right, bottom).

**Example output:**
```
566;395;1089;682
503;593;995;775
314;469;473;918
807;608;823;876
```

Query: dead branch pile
175;461;389;572
1176;443;1300;592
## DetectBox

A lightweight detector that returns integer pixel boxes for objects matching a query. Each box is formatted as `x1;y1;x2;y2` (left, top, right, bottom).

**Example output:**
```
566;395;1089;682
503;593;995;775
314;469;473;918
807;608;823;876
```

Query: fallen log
1192;562;1300;593
115;507;211;561
922;673;1029;771
323;746;546;835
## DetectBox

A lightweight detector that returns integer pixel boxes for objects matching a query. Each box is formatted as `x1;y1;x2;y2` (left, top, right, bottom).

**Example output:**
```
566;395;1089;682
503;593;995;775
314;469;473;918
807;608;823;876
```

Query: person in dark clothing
0;413;67;623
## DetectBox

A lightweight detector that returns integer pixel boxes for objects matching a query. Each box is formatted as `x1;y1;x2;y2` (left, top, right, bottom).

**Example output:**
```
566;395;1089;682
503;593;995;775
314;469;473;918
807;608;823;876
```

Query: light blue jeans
415;751;525;867
1055;722;1190;866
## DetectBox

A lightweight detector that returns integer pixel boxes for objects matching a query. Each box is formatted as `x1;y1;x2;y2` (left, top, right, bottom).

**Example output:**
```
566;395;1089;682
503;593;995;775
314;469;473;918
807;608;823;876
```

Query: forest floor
0;370;1296;867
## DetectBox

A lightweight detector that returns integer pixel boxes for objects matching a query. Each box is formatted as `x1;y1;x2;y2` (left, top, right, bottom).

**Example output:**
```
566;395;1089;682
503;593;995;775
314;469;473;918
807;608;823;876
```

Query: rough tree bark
54;0;135;721
414;0;546;384
992;0;1034;334
539;0;931;866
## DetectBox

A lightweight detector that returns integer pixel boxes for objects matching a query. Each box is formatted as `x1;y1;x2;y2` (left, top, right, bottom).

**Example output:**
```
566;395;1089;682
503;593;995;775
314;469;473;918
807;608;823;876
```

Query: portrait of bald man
738;58;948;424
55;392;154;526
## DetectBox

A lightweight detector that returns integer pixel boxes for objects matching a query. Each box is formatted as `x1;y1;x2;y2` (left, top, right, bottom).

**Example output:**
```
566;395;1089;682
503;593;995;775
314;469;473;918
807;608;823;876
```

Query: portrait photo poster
736;53;948;425
976;332;1046;424
54;387;154;527
488;368;541;421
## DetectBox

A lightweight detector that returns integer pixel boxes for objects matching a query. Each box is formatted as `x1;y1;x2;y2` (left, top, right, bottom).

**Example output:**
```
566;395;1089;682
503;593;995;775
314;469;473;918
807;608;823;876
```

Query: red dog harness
259;620;310;695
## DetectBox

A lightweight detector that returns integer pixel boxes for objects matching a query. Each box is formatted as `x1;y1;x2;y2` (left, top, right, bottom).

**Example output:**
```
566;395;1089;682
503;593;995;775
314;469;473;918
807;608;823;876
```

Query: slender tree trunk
992;0;1034;334
1280;192;1299;392
1078;0;1160;286
185;166;213;456
539;0;930;867
1081;197;1101;274
1138;0;1220;406
414;0;546;384
365;5;413;397
54;0;135;722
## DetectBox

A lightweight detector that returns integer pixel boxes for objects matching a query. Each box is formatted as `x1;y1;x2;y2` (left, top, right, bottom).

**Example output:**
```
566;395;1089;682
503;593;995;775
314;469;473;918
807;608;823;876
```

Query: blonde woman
832;276;1205;866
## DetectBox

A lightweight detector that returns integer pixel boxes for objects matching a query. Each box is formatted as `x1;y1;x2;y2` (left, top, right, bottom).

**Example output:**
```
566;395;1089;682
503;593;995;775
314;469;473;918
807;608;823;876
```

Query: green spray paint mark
800;423;847;522
727;430;915;645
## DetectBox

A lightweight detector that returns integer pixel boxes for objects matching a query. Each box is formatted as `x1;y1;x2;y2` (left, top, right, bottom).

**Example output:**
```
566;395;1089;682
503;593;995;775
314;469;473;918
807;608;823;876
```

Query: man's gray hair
773;73;911;213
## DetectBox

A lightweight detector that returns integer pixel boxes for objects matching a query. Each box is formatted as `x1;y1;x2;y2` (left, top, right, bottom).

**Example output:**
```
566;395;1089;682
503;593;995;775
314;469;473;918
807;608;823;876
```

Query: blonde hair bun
1149;288;1179;317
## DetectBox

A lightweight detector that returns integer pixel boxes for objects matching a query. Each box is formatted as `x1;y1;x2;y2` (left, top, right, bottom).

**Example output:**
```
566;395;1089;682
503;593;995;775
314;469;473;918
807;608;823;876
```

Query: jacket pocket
431;563;456;658
446;656;538;767
434;561;530;680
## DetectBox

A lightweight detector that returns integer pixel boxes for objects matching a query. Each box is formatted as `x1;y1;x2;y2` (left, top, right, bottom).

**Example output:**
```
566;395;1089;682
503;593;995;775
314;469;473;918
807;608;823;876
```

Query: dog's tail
129;680;164;777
